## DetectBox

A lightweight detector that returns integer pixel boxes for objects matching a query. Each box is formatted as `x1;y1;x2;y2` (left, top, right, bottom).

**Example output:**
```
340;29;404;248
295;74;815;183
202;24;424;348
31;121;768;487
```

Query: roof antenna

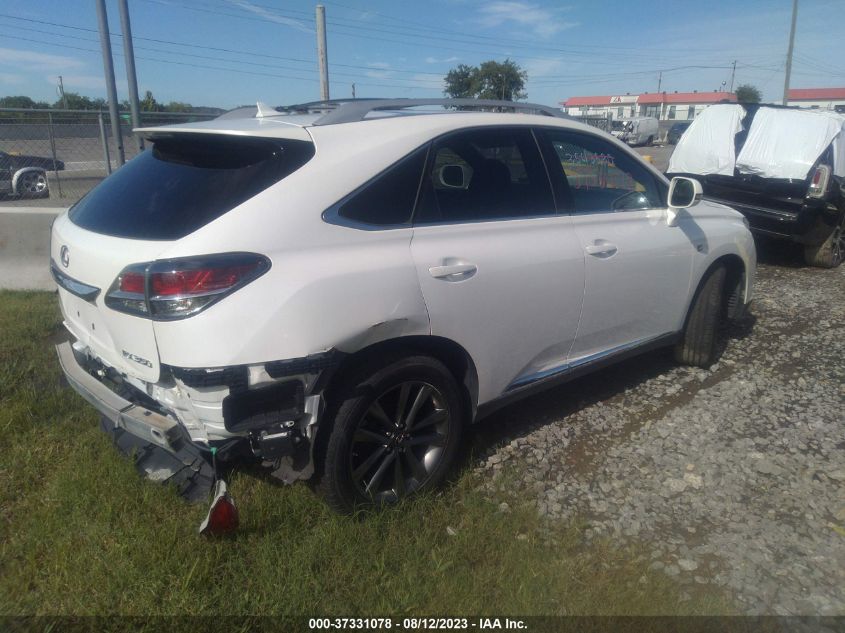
255;101;278;118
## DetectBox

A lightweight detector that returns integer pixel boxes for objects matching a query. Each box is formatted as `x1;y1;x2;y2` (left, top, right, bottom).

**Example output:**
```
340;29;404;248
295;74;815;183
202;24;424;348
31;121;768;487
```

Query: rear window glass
69;134;314;240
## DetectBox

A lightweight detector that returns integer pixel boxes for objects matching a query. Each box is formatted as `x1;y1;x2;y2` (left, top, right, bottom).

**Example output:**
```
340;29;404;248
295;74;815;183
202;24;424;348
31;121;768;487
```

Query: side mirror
667;177;702;225
439;164;467;189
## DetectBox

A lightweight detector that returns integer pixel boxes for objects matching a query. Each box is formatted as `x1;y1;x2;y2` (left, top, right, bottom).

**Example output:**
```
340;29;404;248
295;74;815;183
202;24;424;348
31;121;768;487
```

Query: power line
0;31;442;92
135;0;780;67
0;14;444;77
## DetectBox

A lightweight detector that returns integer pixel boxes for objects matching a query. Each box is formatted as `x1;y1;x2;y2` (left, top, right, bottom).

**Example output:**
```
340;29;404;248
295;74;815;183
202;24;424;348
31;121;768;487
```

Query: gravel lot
474;246;844;615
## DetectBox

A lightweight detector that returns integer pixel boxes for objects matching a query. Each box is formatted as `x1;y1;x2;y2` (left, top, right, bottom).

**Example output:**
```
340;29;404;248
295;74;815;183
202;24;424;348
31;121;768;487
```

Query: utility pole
95;0;125;166
657;71;662;94
351;83;356;98
316;4;330;101
782;0;798;105
118;0;144;152
57;75;68;109
729;60;736;93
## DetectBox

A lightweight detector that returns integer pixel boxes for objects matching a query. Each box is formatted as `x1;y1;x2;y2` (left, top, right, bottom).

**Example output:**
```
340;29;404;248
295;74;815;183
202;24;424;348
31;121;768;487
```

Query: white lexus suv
51;99;755;514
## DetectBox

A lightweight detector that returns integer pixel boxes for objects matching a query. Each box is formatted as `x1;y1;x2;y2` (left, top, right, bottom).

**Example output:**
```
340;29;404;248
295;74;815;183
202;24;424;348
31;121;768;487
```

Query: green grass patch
0;290;731;616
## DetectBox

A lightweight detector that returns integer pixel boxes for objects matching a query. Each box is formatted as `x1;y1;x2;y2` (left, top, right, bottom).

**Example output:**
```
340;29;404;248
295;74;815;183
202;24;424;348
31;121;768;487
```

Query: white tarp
832;123;845;178
668;104;745;176
736;108;845;180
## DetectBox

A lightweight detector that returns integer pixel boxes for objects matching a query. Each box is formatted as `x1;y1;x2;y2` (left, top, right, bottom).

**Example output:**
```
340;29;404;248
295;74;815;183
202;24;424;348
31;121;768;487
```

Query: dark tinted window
70;134;314;240
415;127;555;223
540;129;664;213
336;147;428;226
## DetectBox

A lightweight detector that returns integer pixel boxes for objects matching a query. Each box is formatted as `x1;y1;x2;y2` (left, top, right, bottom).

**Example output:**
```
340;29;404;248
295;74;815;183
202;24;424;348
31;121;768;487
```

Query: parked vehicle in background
0;150;64;198
51;99;755;518
667;121;692;145
668;103;845;268
611;116;659;146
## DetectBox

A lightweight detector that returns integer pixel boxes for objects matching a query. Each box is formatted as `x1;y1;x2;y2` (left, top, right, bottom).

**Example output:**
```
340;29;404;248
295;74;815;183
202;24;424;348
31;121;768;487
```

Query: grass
0;290;732;617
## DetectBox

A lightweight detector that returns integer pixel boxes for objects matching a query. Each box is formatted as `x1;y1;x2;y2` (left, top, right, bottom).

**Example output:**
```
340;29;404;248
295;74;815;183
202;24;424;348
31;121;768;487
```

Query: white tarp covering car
669;104;845;180
667;104;745;176
736;107;845;180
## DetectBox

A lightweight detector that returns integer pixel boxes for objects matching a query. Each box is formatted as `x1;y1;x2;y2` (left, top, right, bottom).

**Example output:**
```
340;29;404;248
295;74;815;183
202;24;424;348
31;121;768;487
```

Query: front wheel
316;355;464;513
675;265;727;367
803;215;844;268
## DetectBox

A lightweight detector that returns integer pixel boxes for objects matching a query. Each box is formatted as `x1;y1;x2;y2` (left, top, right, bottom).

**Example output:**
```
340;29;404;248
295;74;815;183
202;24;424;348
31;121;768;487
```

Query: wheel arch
688;253;747;325
319;335;479;425
12;167;48;194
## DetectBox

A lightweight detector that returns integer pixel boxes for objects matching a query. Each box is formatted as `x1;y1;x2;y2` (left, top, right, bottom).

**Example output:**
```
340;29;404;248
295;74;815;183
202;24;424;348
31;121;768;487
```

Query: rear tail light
199;480;239;536
808;164;830;199
105;252;270;320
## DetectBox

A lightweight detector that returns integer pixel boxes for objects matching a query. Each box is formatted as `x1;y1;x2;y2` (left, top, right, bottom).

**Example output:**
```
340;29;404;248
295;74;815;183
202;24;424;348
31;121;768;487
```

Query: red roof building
560;91;738;121
787;88;845;110
636;91;737;104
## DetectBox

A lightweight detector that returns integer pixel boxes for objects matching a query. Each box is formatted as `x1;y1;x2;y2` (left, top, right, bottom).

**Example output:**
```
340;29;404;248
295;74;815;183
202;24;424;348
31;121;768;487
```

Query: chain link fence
572;113;613;133
0;108;218;206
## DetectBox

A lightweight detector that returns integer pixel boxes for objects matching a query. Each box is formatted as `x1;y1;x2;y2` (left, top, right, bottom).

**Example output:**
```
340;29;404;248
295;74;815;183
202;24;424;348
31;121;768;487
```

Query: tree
735;84;761;103
165;101;192;113
0;95;49;109
443;59;527;101
443;64;478;99
140;90;162;112
51;92;105;110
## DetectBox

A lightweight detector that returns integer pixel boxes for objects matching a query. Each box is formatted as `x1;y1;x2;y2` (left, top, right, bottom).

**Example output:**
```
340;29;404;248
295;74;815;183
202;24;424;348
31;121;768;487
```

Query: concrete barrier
0;207;66;291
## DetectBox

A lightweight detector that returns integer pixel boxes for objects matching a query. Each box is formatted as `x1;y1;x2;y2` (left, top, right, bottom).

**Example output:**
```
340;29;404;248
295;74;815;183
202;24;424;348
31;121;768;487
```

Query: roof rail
217;98;569;124
303;98;568;125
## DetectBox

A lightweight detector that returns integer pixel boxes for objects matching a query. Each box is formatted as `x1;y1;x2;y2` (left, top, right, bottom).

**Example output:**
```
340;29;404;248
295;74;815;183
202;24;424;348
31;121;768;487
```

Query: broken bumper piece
57;341;183;452
56;341;222;501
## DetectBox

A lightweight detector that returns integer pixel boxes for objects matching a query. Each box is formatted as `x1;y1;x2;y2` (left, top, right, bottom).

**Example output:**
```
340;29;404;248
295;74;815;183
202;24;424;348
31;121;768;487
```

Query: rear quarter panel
149;135;431;369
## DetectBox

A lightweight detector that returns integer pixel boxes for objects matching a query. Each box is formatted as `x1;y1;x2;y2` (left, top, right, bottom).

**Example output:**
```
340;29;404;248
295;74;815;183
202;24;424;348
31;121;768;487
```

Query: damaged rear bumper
57;340;185;452
56;340;329;487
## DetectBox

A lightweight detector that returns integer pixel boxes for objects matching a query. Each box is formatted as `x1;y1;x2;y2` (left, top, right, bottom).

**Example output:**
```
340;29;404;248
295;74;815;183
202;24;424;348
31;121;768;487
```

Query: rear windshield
69;134;314;240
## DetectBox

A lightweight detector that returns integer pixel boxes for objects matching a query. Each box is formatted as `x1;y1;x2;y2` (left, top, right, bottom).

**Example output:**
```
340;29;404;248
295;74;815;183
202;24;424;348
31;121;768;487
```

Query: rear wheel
674;265;727;367
316;355;464;513
646;135;654;146
803;215;844;268
18;170;49;198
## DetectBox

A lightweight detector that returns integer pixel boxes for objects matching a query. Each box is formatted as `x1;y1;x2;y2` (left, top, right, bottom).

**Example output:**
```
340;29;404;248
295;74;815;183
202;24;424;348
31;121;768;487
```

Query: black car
668;104;845;268
666;122;691;145
0;150;65;198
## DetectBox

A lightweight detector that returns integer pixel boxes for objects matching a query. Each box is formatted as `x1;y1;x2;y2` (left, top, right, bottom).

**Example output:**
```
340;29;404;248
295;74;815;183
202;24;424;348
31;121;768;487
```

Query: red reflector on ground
199;480;239;536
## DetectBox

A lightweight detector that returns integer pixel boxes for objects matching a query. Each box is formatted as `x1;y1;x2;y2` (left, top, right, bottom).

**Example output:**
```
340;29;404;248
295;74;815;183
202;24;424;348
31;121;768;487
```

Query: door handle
584;241;618;258
429;262;477;280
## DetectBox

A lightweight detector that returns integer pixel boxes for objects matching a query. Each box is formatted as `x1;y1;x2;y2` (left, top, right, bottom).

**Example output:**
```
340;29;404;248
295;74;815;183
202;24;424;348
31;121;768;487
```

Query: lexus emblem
60;245;70;268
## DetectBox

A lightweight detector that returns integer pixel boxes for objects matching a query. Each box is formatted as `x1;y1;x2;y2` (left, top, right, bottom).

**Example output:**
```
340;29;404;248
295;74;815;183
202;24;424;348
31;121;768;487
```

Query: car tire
803;215;844;268
674;264;727;367
646;135;654;146
17;170;49;198
315;354;464;514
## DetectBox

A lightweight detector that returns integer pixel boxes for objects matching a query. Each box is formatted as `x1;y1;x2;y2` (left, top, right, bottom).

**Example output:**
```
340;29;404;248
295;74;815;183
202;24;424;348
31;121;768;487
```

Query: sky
0;0;842;110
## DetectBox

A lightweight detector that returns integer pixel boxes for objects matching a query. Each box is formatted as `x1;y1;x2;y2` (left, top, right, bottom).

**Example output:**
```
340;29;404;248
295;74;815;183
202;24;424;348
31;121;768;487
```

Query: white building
560;94;638;119
561;91;737;121
787;88;845;112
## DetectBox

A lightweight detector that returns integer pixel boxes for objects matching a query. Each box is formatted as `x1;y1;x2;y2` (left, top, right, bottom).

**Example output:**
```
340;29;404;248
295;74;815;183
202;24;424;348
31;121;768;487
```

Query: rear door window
69;134;314;240
414;127;555;224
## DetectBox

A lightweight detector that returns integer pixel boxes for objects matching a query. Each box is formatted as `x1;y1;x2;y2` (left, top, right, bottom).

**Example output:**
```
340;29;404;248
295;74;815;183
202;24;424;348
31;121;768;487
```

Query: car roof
137;98;580;142
137;108;593;141
135;100;667;182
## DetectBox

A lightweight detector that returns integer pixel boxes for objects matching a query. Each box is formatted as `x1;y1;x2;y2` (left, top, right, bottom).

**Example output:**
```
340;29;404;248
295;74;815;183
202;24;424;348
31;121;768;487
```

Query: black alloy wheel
348;380;451;503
